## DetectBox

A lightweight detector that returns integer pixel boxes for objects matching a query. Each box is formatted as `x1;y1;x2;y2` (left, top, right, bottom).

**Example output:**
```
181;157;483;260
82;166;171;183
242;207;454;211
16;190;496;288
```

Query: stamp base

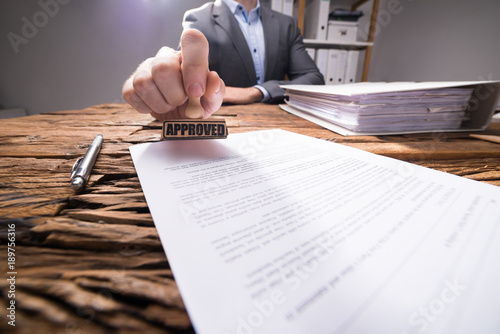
162;118;228;140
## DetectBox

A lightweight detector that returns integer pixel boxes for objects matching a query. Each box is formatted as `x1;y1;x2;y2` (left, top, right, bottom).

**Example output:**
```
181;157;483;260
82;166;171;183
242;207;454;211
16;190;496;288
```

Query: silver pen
70;134;103;191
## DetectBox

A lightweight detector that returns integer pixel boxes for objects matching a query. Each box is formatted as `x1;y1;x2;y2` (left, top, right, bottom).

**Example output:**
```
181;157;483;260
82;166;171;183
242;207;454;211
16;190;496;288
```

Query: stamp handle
185;97;204;119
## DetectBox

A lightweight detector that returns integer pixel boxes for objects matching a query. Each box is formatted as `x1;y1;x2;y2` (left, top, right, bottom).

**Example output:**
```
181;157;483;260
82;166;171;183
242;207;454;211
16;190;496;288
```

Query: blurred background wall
366;0;500;83
0;0;201;116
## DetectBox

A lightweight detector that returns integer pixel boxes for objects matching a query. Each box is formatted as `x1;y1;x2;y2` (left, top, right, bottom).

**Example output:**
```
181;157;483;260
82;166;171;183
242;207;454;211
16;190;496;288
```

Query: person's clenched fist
122;29;225;121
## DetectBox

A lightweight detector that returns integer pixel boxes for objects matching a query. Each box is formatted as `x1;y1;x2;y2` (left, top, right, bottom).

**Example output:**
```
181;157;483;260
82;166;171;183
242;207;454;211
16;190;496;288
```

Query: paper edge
280;80;500;96
279;104;488;137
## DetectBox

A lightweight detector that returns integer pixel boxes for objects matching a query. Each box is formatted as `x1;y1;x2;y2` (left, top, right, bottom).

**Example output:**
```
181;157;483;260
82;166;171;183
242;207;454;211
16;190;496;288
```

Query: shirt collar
222;0;261;17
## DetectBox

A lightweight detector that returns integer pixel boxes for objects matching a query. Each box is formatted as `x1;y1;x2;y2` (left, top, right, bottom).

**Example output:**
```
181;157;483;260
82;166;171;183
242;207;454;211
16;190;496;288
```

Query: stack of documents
281;81;500;136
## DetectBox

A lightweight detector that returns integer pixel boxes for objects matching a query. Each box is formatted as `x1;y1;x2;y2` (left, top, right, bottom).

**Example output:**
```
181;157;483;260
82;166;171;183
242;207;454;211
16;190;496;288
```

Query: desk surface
1;103;499;333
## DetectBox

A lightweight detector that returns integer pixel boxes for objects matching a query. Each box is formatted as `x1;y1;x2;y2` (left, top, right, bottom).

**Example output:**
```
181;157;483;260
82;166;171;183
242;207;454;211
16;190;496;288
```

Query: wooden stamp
162;118;228;140
162;97;228;140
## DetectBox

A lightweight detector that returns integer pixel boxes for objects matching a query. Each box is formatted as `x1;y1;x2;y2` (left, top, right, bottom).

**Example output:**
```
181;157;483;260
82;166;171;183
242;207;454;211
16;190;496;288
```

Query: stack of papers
281;81;500;136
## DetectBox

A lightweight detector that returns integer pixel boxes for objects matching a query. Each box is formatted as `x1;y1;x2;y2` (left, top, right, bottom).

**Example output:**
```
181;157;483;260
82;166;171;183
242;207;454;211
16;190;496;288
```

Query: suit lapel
261;7;279;81
213;0;256;83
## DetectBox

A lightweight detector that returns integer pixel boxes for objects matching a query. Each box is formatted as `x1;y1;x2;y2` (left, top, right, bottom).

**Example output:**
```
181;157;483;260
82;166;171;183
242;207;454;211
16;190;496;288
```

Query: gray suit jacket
182;0;324;102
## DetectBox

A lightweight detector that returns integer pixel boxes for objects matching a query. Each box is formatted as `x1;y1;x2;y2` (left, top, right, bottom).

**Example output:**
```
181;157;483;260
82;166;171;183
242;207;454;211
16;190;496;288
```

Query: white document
130;130;500;334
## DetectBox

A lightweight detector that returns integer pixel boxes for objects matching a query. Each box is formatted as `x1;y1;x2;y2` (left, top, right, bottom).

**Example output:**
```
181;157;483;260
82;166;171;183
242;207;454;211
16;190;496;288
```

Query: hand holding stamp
162;29;228;140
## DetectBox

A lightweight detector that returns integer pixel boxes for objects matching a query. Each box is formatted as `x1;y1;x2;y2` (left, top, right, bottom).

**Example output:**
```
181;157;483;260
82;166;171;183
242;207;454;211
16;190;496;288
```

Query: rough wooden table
1;103;499;333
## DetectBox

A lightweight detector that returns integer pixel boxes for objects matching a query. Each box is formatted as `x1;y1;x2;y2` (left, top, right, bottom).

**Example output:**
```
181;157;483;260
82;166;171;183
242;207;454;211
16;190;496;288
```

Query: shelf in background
303;39;373;50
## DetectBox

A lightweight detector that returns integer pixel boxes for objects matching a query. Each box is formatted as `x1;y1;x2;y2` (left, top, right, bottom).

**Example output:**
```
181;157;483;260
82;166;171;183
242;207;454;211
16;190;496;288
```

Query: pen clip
70;157;83;180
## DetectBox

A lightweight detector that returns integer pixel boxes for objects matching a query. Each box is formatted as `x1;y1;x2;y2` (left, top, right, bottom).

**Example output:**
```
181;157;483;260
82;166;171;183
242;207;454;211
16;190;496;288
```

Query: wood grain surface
1;103;499;333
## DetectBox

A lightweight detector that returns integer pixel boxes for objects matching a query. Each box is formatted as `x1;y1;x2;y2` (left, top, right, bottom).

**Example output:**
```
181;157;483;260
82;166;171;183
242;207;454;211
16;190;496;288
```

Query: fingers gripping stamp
162;97;228;140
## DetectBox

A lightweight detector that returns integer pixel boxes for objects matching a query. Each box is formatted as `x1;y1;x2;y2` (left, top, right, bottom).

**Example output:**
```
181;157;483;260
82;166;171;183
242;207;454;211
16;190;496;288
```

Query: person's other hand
223;87;264;104
122;29;225;121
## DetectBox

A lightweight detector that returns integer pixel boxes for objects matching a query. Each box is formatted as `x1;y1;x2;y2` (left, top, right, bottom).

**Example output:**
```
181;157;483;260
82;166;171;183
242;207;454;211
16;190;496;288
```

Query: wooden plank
24;218;160;249
8;245;168;272
0;218;190;332
343;140;500;159
64;210;154;226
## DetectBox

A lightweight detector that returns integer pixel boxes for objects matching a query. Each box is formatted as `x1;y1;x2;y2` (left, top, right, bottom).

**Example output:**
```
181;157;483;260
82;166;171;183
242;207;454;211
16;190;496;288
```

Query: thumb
180;29;209;98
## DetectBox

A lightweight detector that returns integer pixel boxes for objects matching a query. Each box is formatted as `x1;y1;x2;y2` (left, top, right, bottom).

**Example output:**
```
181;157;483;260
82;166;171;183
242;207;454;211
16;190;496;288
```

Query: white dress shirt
221;0;270;100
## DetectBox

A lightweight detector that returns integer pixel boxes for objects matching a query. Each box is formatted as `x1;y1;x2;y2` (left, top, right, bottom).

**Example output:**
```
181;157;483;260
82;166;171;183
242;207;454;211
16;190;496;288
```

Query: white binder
282;0;294;16
305;48;316;61
344;50;360;83
315;49;329;78
272;0;283;12
304;0;330;40
335;50;348;84
325;49;339;85
325;49;348;85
